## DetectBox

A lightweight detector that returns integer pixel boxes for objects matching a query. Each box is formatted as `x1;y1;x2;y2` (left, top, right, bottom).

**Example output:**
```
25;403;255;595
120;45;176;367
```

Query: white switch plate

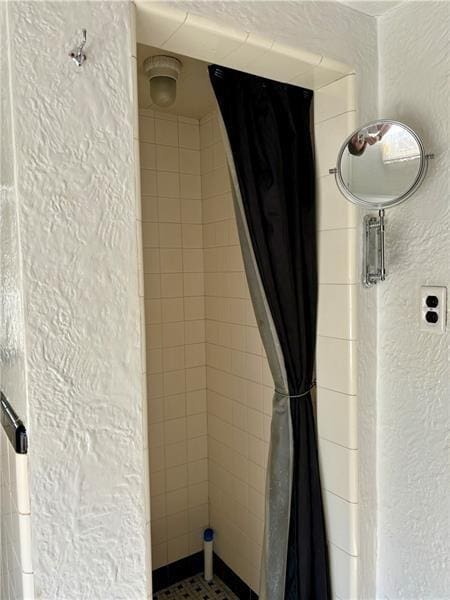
420;286;447;334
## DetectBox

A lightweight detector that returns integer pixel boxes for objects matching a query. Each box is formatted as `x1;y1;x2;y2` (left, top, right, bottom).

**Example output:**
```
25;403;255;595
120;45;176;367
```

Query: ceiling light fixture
143;55;182;108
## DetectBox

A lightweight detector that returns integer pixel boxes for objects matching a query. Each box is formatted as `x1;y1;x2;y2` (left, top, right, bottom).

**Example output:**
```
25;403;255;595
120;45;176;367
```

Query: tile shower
139;111;209;568
138;53;360;599
134;9;362;595
139;100;272;591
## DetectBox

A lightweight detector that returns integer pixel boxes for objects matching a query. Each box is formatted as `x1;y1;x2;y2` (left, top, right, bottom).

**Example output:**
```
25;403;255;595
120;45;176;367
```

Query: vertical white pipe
203;528;214;582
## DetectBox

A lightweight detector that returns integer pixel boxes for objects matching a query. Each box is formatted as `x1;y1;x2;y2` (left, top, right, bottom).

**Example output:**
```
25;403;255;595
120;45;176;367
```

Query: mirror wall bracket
364;209;385;287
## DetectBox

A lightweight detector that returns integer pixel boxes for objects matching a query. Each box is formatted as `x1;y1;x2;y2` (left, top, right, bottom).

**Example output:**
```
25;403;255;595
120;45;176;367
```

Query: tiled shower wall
140;76;360;597
201;111;271;592
0;429;34;599
139;111;209;570
315;75;359;600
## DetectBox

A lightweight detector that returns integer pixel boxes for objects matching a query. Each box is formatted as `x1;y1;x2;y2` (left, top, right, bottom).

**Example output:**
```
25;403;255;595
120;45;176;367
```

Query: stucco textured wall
377;2;449;598
6;1;147;597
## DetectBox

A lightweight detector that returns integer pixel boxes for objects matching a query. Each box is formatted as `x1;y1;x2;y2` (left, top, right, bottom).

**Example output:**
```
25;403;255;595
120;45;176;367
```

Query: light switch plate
420;286;447;334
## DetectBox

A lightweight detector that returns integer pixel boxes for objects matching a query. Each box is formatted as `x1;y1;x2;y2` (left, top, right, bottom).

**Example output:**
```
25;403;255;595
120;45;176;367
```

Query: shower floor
153;574;239;599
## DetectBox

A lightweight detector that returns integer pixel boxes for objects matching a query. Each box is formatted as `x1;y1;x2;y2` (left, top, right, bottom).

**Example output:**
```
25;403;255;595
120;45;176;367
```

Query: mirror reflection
338;121;423;208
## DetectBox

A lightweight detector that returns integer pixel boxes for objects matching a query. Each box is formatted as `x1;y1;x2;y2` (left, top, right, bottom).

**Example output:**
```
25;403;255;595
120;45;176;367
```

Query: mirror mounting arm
364;209;386;287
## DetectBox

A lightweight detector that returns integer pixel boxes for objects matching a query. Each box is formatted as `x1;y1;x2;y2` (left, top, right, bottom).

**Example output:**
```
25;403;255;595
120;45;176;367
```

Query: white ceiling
137;44;216;119
338;1;404;16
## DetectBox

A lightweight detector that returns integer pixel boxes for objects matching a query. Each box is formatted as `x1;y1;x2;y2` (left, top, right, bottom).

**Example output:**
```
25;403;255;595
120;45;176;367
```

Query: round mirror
335;120;428;209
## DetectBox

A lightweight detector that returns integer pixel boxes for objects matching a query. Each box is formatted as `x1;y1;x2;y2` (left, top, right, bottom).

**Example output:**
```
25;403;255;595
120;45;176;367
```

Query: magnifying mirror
330;120;433;286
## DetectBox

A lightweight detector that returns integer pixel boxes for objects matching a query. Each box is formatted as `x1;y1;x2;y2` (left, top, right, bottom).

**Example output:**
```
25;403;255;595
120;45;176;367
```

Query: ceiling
137;44;216;119
338;1;404;16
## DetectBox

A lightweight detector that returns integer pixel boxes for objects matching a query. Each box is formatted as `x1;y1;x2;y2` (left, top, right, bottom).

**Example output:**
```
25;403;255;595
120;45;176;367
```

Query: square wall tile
317;174;357;231
157;172;179;198
179;122;200;150
136;5;187;49
166;465;188;492
318;284;357;340
143;249;160;274
140;116;155;143
159;223;182;248
141;169;157;196
156;145;179;172
184;297;204;321
317;387;358;450
162;298;184;323
316;336;357;395
182;224;203;249
163;347;185;372
323;491;358;556
315;111;357;177
180;174;202;199
315;75;356;123
180;148;201;174
319;439;358;503
166;487;188;516
141;195;158;222
155;118;178;146
329;544;358;600
164;418;187;445
161;273;183;298
140;143;157;169
183;248;203;272
318;229;358;285
158;197;181;223
160;248;182;274
167;534;189;562
142;223;159;249
165;440;188;468
181;199;202;224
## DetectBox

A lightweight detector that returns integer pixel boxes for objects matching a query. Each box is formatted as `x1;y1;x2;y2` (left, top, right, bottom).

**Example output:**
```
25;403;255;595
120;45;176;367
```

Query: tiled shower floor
153;574;239;599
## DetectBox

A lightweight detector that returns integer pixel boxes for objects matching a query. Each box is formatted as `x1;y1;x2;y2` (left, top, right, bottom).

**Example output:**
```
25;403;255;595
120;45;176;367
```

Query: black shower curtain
209;65;330;599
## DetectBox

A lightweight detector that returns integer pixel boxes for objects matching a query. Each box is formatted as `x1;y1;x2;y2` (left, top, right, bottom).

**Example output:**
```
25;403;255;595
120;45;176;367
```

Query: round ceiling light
143;55;182;108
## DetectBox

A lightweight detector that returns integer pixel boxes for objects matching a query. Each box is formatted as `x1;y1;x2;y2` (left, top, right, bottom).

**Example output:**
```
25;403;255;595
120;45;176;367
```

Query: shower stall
134;5;366;598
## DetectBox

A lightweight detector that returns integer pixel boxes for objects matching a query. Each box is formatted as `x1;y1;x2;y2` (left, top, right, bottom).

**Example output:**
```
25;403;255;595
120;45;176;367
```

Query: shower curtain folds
209;65;330;600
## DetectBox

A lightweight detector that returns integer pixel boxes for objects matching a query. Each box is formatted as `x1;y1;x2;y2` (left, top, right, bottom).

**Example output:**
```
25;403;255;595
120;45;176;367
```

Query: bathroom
0;1;447;599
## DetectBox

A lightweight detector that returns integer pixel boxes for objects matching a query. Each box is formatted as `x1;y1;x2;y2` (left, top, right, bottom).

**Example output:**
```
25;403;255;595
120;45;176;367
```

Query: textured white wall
6;1;148;598
377;2;449;598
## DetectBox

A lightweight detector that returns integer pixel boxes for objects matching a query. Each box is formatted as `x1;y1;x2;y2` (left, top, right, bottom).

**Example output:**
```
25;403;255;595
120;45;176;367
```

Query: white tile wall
315;76;359;597
329;543;358;599
140;110;209;570
0;428;34;600
201;111;269;593
136;33;359;595
317;387;358;450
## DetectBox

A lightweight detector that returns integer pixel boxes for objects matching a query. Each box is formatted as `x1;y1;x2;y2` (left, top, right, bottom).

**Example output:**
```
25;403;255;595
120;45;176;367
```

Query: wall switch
420;286;447;333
